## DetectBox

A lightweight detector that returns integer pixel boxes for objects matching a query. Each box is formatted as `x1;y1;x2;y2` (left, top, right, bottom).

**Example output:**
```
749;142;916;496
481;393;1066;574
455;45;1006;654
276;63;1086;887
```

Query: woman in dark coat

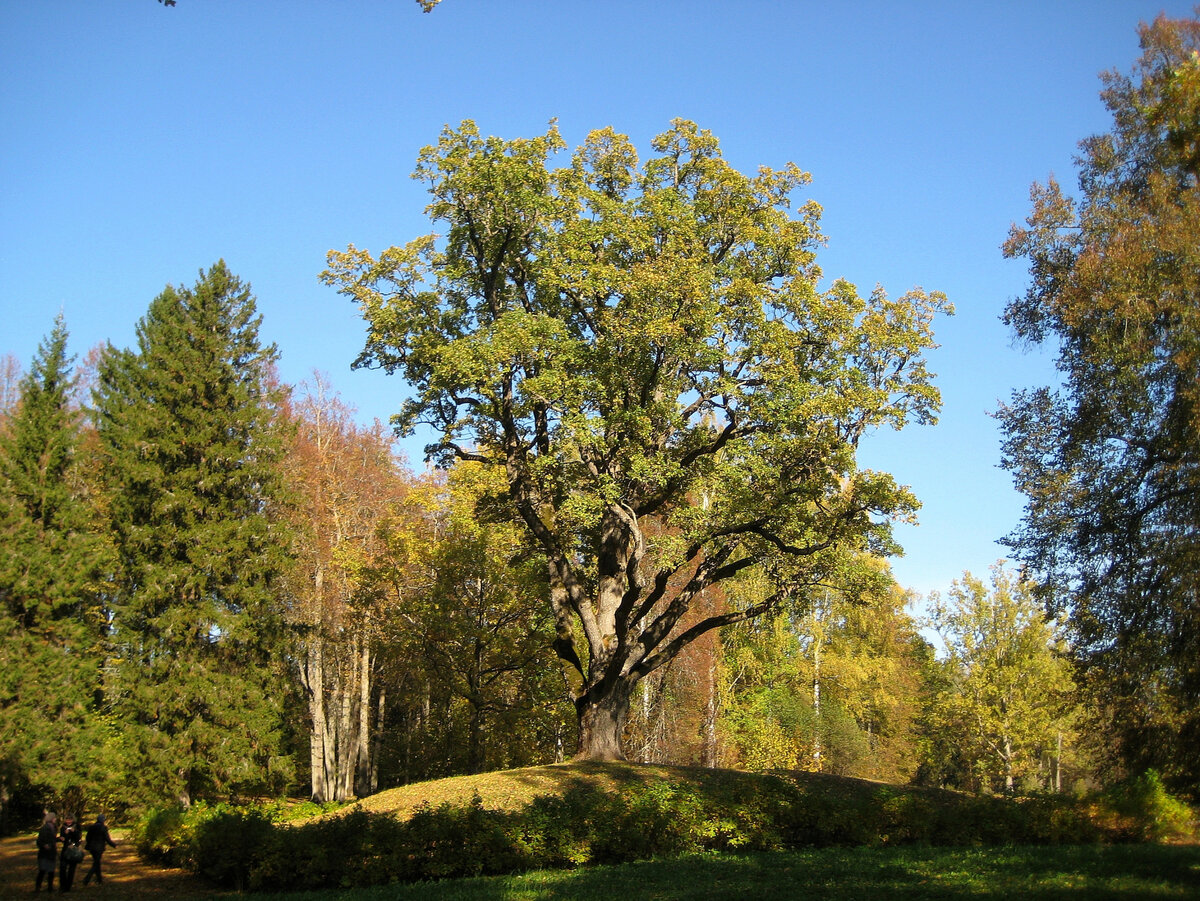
82;814;117;886
58;813;83;891
34;811;57;893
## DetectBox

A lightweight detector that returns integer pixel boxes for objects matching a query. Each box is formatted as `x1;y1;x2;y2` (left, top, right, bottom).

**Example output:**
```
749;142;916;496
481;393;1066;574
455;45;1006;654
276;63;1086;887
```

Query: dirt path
0;829;234;899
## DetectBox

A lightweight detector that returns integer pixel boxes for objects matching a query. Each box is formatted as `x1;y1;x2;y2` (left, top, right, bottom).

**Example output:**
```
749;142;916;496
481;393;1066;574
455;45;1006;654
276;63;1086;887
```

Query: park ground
3;829;1200;900
0;828;231;899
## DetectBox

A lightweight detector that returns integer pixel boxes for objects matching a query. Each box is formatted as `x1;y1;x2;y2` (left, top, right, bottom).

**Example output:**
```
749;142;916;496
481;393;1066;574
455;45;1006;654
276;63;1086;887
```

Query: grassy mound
135;762;1197;893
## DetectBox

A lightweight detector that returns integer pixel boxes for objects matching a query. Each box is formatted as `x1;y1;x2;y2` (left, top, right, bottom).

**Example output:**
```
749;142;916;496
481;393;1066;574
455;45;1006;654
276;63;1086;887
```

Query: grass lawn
266;844;1200;900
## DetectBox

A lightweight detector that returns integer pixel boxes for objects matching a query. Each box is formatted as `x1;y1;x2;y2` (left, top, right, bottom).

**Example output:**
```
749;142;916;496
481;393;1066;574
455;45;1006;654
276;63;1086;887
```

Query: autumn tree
811;578;927;781
324;119;950;759
717;565;925;779
94;262;293;805
926;566;1077;794
625;592;725;767
281;374;418;801
999;12;1200;793
0;318;112;823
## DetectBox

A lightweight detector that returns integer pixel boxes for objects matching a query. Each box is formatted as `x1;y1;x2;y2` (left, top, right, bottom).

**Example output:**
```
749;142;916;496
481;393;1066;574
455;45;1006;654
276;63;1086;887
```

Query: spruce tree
0;316;110;824
95;262;293;805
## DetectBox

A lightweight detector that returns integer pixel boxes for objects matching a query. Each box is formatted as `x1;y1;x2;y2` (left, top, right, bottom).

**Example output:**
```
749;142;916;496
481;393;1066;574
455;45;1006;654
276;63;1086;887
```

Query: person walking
58;813;83;891
81;814;117;886
34;811;57;893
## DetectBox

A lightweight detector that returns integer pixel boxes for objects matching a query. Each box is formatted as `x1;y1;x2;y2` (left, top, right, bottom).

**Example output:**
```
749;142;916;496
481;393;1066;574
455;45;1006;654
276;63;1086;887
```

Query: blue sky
2;1;1191;600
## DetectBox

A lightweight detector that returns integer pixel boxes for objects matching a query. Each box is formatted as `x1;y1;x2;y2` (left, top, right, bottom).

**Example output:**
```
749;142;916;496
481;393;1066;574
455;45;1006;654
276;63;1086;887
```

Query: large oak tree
324;120;949;759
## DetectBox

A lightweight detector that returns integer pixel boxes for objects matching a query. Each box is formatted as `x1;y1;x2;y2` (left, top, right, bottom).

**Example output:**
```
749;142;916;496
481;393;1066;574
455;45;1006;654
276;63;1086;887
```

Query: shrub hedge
132;769;1196;892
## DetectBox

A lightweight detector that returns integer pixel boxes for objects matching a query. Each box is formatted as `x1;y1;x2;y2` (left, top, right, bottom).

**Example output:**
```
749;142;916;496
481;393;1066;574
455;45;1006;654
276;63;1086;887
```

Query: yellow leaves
329;540;370;592
321;239;439;354
572;127;639;198
927;564;1078;790
740;716;806;771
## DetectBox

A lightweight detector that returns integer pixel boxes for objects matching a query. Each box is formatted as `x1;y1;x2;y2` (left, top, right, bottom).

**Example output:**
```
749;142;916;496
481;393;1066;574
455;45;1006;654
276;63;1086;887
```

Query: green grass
313;760;770;820
265;845;1200;900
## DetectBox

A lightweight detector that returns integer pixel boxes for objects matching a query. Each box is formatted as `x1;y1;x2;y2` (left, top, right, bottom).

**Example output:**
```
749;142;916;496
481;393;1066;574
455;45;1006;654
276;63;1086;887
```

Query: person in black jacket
81;814;117;886
34;811;57;893
58;813;83;891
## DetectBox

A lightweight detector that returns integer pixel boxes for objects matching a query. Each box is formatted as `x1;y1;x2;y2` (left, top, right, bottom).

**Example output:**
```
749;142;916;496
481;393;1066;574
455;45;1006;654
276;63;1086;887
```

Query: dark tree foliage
95;262;293;805
0;317;111;823
999;13;1200;795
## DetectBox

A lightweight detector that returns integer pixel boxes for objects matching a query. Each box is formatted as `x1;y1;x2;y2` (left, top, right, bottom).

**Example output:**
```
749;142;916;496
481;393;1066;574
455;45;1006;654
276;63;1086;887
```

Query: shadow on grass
270;845;1200;901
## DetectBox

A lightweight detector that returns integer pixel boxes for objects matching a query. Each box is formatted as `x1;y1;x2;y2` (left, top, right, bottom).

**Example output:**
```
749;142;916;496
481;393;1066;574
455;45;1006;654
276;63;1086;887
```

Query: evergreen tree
0;317;111;824
95;262;292;805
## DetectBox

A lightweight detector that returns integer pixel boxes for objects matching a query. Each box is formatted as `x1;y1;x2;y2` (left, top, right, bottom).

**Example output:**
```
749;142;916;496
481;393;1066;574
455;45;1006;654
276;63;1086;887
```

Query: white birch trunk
355;635;372;795
306;637;329;802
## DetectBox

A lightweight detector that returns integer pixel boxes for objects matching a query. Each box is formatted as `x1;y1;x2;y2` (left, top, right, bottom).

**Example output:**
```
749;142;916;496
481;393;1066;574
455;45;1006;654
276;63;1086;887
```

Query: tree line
0;302;1085;821
2;10;1197;825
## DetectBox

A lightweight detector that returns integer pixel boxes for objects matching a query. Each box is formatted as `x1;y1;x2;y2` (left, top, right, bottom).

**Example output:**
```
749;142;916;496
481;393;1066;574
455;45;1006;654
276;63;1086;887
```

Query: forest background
2;1;1199;827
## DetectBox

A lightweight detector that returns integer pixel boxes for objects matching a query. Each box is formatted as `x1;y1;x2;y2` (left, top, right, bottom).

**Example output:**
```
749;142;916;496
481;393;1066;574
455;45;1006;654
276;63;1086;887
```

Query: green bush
133;804;190;867
252;808;386;890
509;786;596;867
1101;770;1197;842
133;802;285;889
135;768;1197;893
187;805;279;890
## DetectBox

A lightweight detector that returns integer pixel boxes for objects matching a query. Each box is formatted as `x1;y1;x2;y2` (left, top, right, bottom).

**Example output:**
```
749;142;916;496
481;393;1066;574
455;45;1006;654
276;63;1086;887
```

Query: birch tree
283;374;416;801
928;565;1077;794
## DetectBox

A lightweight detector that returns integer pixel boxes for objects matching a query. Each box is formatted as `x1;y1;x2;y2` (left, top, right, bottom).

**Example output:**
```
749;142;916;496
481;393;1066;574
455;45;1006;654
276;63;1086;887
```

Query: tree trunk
306;638;329;803
639;677;654;761
1054;730;1062;793
467;634;485;774
354;636;373;797
811;638;823;773
321;681;338;802
467;700;484;774
702;655;719;768
335;639;359;801
575;680;633;760
369;686;385;795
1003;736;1014;794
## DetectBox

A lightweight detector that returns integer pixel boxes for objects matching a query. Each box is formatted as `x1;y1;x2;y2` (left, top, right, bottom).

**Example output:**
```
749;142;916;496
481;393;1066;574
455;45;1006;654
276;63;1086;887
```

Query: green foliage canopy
927;566;1077;794
0;317;112;818
324;120;950;758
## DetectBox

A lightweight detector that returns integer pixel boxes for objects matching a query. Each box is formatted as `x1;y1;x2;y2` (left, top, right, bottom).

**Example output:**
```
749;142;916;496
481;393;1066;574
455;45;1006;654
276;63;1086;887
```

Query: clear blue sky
2;1;1191;600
